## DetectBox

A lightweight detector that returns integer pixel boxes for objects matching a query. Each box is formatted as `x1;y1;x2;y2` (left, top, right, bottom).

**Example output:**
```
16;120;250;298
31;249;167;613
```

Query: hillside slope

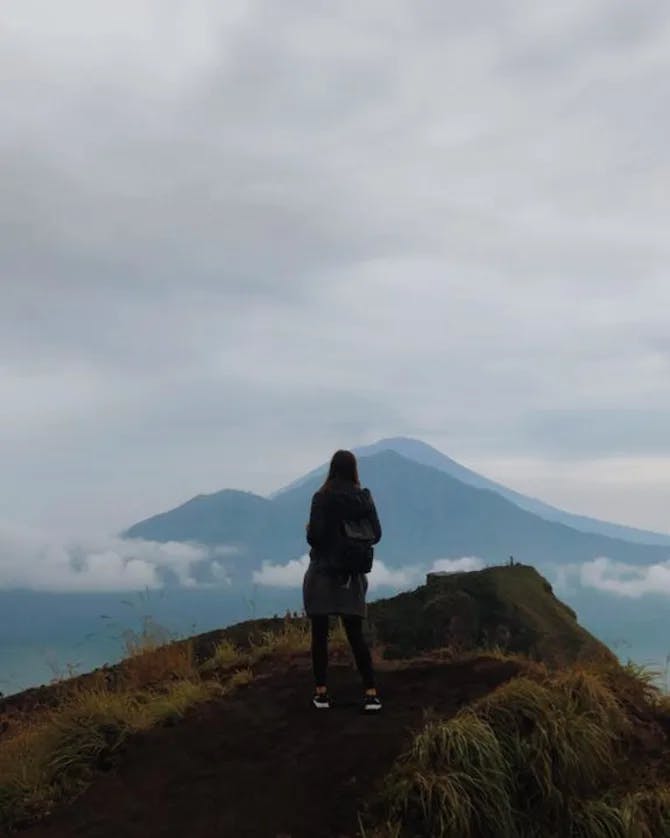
4;566;670;838
16;657;524;838
368;563;614;665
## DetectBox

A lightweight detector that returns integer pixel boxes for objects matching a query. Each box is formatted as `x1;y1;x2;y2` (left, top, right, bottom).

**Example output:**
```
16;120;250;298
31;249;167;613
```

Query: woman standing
303;450;382;712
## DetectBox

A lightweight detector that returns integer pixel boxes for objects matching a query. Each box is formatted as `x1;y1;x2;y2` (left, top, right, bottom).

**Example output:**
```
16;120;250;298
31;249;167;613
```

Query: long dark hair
320;449;360;491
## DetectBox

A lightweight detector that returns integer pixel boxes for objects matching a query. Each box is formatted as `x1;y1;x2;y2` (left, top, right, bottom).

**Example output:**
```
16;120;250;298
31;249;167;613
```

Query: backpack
331;516;376;575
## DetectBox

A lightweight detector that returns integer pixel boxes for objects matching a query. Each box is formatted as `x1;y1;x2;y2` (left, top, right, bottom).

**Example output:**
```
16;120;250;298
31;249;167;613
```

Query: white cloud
0;522;232;592
368;561;423;590
579;556;670;598
253;555;424;591
253;555;310;588
430;557;486;574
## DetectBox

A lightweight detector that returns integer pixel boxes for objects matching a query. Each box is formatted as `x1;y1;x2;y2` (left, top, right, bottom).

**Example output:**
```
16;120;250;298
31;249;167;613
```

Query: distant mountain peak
272;436;670;547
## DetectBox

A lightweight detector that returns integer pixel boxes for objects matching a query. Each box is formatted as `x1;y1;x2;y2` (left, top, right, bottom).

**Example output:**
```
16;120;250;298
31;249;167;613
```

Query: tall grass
0;679;216;830
0;623;286;829
201;638;242;672
250;620;312;660
383;713;513;837
245;616;349;664
372;663;670;838
119;617;196;689
0;615;324;830
620;788;670;838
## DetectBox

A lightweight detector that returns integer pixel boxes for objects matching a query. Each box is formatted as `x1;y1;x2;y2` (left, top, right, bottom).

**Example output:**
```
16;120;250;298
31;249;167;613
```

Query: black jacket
306;480;382;568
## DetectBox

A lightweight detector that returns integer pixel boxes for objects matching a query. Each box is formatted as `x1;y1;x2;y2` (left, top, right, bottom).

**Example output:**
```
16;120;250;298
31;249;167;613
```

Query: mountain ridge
273;436;670;546
4;565;669;838
124;449;670;575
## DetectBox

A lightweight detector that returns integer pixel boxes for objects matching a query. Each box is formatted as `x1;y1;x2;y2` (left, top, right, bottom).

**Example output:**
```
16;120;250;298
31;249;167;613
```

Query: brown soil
14;655;523;838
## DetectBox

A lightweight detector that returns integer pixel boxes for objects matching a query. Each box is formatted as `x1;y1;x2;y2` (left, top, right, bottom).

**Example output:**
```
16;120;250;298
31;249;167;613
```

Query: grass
369;660;670;838
370;563;613;665
620;788;670;838
357;814;402;838
200;638;244;672
0;616;312;832
382;713;514;837
249;620;312;660
225;668;254;690
0;679;218;830
249;615;349;659
552;668;629;734
119;616;197;690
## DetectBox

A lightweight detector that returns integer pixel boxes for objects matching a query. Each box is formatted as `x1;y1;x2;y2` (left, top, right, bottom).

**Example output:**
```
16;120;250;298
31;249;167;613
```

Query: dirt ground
16;656;523;838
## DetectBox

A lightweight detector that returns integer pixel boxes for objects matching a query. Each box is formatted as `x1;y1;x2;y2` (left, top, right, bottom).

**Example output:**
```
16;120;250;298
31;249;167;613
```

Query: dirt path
19;657;521;838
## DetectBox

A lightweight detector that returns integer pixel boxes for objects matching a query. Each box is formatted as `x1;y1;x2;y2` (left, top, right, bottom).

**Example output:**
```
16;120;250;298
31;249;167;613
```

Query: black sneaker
312;692;331;710
363;694;382;713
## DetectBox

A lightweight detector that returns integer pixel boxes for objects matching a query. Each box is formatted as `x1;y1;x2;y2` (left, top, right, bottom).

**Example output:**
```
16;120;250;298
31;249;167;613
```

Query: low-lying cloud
0;523;233;592
430;557;485;574
5;527;670;602
252;555;311;588
252;554;427;590
578;557;670;598
252;554;487;591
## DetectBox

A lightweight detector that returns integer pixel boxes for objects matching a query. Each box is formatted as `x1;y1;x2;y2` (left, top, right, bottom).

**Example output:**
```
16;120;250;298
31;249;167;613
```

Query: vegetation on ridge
368;564;614;666
0;614;340;832
363;662;670;837
2;566;670;837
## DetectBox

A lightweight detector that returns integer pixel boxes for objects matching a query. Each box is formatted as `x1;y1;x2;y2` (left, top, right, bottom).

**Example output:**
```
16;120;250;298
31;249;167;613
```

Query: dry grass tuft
200;639;244;673
553;668;629;734
248;620;312;662
382;713;513;837
371;662;670;838
565;798;626;837
120;639;196;690
225;668;254;691
620;787;670;838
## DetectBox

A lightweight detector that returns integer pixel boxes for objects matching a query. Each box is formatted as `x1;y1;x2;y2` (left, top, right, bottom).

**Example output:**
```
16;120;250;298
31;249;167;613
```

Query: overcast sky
3;0;670;537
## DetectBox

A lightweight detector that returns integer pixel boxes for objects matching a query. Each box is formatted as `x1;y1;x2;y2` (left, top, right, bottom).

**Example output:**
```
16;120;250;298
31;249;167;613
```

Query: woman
303;449;382;712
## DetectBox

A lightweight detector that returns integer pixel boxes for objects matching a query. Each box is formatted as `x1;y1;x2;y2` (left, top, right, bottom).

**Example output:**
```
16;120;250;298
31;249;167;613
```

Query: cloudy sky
3;0;670;538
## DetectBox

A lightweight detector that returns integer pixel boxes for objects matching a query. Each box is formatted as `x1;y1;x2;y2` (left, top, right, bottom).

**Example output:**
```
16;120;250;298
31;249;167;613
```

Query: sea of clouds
0;522;233;592
3;520;670;601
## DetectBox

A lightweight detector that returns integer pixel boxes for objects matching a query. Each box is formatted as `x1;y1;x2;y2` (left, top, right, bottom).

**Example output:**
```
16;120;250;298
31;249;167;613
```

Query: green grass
382;713;514;837
369;662;670;838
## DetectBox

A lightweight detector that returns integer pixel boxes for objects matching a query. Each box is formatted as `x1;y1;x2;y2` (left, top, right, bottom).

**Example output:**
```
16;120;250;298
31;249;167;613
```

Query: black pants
310;615;375;690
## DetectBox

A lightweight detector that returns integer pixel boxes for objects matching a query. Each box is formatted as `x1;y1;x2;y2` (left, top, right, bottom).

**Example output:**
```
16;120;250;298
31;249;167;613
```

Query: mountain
124;449;670;576
275;436;670;547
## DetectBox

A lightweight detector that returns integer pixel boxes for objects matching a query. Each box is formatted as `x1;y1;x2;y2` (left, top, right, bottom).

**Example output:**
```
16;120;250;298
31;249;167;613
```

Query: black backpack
331;517;376;575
